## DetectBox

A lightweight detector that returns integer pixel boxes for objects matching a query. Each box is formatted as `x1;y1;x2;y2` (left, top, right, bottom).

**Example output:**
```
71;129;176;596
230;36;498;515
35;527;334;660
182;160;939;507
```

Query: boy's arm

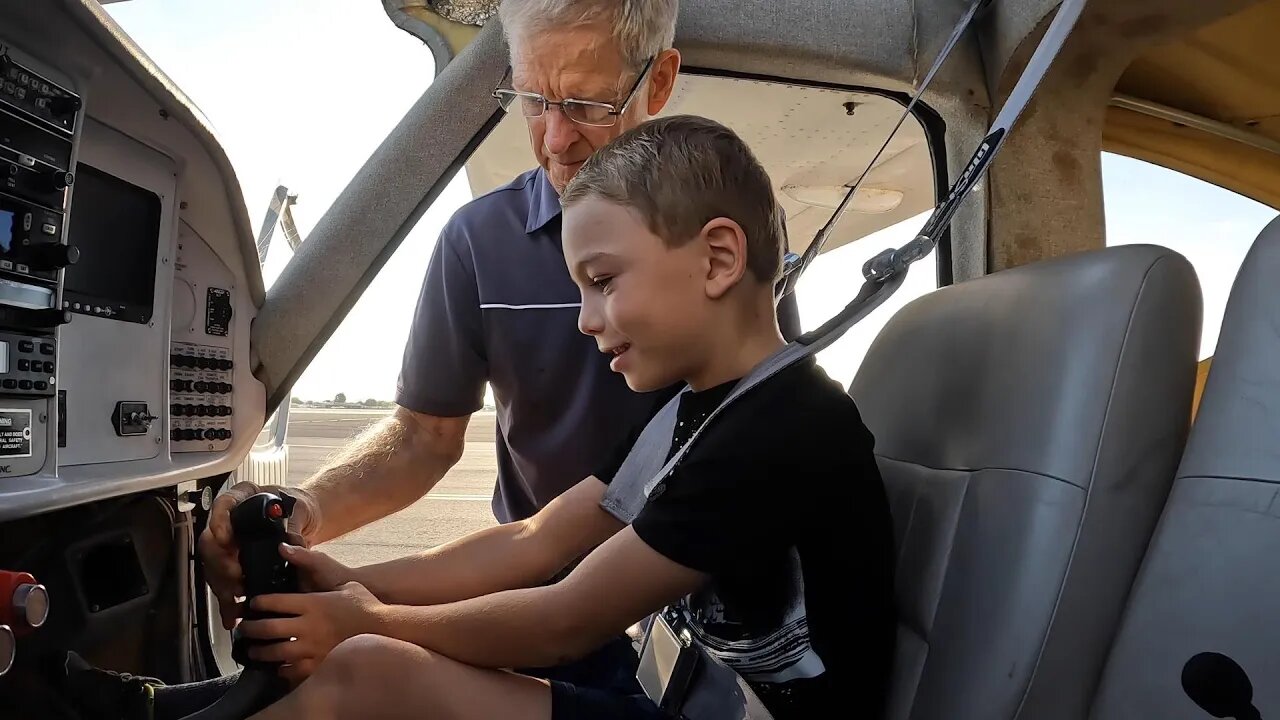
370;524;706;669
353;477;624;606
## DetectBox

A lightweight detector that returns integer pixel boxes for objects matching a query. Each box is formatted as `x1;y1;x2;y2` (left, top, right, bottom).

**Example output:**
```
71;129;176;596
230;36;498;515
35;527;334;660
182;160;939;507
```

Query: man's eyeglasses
492;56;655;128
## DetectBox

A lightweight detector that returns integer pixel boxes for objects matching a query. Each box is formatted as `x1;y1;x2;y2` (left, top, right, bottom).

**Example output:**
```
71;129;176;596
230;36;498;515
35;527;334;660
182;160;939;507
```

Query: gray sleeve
395;223;488;417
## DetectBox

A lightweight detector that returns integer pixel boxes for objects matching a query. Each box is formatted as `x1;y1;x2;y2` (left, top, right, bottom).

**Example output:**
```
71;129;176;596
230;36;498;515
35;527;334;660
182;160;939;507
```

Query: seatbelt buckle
636;606;701;716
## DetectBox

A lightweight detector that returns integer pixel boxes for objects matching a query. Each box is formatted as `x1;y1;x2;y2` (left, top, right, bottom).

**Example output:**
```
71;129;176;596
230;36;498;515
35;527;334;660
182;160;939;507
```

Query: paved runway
280;408;499;567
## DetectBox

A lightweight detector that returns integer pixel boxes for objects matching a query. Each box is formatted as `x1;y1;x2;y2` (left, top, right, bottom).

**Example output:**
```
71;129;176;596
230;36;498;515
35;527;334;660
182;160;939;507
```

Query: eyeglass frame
491;55;656;128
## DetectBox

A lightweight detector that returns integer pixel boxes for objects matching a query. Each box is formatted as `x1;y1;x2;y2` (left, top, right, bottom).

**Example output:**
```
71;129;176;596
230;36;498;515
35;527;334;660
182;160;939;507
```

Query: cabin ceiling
466;74;939;258
1104;0;1280;209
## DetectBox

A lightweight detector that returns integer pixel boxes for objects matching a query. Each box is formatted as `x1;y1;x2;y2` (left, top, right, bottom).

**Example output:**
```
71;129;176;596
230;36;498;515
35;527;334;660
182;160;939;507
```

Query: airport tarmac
280;408;499;567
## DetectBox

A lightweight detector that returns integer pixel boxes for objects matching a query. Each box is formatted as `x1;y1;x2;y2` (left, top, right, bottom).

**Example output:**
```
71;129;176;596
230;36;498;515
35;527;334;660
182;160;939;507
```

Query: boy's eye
591;276;613;291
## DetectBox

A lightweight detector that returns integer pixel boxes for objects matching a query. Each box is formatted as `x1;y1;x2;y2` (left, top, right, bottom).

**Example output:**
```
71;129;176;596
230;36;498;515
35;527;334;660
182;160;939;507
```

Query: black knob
48;95;81;119
194;381;207;393
41;170;73;193
171;427;182;442
0;306;71;330
22;242;78;271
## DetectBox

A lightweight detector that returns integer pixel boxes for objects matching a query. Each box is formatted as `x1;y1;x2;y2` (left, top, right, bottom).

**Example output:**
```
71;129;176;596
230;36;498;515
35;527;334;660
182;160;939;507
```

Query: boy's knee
327;634;428;682
313;635;446;714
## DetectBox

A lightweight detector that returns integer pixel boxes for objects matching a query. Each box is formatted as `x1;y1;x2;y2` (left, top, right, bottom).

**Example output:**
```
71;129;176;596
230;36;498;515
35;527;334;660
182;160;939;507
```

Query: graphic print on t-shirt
659;382;826;687
681;547;826;684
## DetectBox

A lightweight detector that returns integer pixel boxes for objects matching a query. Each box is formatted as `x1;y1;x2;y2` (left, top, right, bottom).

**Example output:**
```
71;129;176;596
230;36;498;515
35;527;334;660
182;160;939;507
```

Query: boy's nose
577;300;604;337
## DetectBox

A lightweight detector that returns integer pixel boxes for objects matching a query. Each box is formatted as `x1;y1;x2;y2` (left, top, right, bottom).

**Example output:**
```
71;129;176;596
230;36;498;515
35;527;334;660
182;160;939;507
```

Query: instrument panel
0;2;267;523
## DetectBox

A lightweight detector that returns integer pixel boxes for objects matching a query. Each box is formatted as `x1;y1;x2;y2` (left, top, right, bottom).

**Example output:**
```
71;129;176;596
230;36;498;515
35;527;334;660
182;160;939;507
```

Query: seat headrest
1179;214;1280;483
850;244;1202;489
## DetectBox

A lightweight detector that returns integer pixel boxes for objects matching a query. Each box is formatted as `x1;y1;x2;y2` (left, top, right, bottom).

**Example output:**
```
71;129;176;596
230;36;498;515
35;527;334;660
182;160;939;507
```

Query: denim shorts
518;636;663;720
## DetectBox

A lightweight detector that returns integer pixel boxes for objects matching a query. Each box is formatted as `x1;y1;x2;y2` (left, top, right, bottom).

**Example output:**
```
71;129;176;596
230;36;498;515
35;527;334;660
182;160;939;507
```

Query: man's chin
548;161;585;191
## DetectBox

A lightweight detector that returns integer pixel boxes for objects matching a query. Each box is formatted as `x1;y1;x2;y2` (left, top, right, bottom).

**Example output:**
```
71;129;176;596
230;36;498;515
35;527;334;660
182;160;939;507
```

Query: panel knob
21;242;78;271
0;625;12;678
12;584;48;629
0;571;47;634
41;169;74;193
48;95;81;120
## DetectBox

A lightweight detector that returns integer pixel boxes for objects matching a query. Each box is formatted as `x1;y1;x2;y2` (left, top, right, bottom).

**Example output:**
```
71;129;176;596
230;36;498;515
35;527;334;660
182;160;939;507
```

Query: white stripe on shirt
479;302;582;310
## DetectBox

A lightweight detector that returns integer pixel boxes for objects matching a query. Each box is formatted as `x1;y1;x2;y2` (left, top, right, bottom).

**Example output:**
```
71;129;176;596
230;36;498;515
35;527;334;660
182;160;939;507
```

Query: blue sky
105;0;1278;401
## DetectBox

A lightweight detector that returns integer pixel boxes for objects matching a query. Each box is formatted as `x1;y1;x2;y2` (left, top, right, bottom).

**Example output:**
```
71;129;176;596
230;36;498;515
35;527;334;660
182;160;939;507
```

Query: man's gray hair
498;0;678;70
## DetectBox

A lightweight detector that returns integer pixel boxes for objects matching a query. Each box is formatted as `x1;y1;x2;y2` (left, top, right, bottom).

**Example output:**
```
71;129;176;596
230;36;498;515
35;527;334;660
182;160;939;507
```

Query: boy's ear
701;217;749;300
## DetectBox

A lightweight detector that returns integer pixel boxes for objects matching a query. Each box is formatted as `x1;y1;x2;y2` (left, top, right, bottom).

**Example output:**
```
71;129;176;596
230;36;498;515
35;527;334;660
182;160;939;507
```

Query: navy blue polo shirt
397;167;802;523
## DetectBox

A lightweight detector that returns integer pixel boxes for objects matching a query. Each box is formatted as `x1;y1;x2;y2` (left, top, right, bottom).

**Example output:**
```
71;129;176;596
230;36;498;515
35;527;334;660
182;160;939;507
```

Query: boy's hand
239;581;385;684
278;543;357;592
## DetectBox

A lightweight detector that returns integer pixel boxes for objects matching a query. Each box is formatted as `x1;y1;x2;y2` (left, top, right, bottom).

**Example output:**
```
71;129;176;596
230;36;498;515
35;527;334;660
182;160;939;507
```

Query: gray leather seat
1090;215;1280;720
849;244;1202;720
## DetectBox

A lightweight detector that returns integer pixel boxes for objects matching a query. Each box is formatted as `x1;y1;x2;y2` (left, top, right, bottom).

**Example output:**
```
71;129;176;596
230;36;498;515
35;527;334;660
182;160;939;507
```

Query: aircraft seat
1090;215;1280;719
848;244;1202;720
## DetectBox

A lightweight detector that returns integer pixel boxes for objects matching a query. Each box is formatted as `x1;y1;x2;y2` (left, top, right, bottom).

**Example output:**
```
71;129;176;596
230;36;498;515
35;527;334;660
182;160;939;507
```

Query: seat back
1091;215;1280;719
849;244;1201;720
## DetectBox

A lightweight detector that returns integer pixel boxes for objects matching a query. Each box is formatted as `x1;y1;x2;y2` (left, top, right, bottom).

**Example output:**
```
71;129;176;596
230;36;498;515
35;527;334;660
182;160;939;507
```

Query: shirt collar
525;167;563;234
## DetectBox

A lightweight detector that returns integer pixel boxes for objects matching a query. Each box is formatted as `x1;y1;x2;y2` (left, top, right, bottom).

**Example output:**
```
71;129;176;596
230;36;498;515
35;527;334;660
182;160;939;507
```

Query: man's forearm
372;586;602;670
298;409;464;545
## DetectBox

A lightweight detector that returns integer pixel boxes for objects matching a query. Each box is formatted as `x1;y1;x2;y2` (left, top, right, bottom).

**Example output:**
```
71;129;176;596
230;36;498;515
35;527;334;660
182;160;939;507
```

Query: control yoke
229;491;299;667
179;491;299;720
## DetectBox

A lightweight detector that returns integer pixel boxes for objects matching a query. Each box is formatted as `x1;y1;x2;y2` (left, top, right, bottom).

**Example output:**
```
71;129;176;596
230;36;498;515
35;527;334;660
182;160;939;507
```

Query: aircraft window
469;71;943;390
793;210;937;389
103;0;436;292
1101;152;1279;360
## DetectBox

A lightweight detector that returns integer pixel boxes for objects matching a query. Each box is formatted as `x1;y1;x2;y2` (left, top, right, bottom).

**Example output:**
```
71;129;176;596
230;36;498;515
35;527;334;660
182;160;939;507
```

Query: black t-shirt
597;357;896;719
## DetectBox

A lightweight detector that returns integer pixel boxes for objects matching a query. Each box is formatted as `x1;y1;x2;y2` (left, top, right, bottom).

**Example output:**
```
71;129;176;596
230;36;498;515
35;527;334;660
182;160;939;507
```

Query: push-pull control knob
41;170;74;193
22;242;79;271
0;571;48;635
0;625;13;678
0;305;71;330
48;95;82;120
12;583;48;629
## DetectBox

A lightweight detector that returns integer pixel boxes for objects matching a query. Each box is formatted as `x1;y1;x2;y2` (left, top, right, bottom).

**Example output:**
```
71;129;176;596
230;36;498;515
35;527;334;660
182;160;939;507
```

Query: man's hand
239;581;385;685
198;481;320;630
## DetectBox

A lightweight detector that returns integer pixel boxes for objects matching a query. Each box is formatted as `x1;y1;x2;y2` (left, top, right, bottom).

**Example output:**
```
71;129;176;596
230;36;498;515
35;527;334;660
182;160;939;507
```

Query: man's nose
543;106;580;155
578;297;604;337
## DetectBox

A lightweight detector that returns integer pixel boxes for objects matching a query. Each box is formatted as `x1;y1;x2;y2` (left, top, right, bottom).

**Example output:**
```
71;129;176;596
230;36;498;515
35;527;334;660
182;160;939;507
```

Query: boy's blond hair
561;115;786;284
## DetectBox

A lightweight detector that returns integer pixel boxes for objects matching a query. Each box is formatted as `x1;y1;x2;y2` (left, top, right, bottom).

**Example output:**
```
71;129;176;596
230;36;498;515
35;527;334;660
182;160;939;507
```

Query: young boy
69;115;895;720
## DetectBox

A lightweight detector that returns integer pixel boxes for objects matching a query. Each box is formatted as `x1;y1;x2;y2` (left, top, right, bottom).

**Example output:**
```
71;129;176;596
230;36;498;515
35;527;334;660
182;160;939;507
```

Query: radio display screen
0;210;12;254
64;164;160;324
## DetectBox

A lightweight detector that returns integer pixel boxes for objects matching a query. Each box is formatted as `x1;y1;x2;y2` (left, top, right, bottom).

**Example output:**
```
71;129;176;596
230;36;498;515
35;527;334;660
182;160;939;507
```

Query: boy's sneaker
60;650;162;720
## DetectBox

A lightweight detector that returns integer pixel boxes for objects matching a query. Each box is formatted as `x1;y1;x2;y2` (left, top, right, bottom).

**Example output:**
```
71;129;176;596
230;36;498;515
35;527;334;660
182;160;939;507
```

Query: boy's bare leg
248;635;553;720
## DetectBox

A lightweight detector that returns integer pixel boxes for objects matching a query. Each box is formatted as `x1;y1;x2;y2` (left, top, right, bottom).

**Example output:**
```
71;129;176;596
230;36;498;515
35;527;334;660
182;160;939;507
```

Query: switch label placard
0;409;33;458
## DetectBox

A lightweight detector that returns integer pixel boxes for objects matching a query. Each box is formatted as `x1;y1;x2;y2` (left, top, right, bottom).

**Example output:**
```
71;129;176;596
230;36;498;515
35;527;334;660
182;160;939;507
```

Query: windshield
106;0;471;404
